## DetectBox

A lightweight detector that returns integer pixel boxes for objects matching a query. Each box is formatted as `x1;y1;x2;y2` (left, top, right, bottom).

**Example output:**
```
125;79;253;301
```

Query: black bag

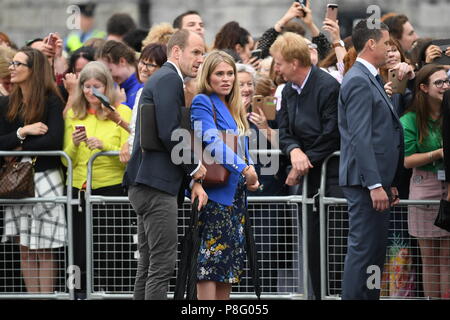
435;199;450;232
140;103;165;152
140;103;192;152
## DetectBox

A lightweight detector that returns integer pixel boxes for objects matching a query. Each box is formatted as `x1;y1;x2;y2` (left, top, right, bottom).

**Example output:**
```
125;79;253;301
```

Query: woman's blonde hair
0;46;16;78
197;50;249;135
142;23;177;48
71;61;117;120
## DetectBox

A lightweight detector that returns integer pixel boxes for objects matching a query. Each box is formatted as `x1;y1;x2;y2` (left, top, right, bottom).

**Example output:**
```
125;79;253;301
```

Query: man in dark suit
270;32;341;299
338;20;404;300
124;30;208;300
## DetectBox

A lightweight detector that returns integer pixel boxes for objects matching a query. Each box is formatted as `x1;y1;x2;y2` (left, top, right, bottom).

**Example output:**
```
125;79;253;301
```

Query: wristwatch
333;40;345;48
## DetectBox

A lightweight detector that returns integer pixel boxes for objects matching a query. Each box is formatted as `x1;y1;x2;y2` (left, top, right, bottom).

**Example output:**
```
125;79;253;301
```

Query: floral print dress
197;176;247;283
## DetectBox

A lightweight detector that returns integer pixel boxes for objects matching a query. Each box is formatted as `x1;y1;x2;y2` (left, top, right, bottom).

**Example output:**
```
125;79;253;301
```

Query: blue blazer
338;61;404;188
190;93;253;206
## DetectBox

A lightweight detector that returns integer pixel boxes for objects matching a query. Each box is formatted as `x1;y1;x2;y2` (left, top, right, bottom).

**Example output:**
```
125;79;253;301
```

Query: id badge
437;170;446;181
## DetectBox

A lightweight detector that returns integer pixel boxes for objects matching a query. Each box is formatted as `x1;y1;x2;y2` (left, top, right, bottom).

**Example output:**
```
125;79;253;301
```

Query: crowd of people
0;1;450;300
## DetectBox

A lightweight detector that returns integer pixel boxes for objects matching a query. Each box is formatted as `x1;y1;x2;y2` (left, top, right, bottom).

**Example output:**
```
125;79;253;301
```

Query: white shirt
291;67;312;95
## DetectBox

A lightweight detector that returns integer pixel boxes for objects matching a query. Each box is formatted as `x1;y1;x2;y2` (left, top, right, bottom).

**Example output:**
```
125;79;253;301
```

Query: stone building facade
1;0;449;49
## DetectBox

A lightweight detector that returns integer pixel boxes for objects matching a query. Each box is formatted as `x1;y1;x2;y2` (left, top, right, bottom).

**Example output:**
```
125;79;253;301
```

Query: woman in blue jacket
190;50;259;300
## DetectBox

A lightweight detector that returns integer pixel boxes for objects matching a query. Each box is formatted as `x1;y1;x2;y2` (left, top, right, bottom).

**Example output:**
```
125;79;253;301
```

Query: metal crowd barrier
84;151;310;300
0;151;74;300
319;151;449;300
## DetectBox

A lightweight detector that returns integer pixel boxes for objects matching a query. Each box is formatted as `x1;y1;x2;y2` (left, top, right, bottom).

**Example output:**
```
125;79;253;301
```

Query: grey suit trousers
341;186;390;300
128;184;178;300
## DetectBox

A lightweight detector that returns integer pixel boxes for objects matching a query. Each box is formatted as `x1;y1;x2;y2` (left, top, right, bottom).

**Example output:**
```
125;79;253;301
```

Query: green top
400;111;443;172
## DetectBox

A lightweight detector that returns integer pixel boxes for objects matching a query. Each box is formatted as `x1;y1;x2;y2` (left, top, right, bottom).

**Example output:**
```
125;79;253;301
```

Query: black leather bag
140;103;165;152
435;199;450;232
140;103;193;152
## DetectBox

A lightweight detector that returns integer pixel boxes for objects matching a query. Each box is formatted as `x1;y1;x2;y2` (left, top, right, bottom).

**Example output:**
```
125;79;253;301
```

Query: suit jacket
442;90;450;182
190;93;253;206
277;65;341;195
123;62;199;200
338;61;404;188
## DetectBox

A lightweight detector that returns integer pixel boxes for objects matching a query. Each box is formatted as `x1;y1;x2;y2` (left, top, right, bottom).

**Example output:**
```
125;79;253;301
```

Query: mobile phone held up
326;4;339;22
295;0;307;17
251;49;262;60
46;33;57;47
92;88;116;112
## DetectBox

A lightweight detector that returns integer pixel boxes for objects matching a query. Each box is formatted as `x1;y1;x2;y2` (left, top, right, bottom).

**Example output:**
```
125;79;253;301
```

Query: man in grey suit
124;30;208;300
338;20;404;300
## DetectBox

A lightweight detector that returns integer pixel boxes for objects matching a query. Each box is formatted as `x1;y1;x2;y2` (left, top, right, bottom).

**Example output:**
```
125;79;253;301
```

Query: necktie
375;74;384;88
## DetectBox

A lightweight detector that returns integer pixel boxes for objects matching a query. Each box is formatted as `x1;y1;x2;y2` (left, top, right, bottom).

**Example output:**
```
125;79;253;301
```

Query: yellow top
62;105;132;189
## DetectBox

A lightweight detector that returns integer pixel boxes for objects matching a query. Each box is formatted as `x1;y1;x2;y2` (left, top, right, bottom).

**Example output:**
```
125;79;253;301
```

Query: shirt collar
291;67;312;95
356;57;378;77
166;60;184;82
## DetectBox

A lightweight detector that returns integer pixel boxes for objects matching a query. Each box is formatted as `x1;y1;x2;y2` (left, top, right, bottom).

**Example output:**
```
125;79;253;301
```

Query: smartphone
326;4;339;22
252;95;277;121
92;88;116;112
47;33;56;47
75;125;86;132
295;0;307;18
250;49;262;60
430;39;450;65
388;69;408;95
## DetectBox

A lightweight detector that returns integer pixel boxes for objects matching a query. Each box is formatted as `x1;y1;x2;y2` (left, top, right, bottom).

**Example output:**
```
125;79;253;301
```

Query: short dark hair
123;29;149;52
352;19;389;53
68;46;95;73
106;13;137;37
383;14;409;41
173;10;201;29
97;40;136;65
140;43;167;68
167;29;191;56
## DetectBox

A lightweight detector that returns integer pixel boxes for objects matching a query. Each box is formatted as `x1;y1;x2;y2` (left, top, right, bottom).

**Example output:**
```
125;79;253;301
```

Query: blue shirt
121;73;144;109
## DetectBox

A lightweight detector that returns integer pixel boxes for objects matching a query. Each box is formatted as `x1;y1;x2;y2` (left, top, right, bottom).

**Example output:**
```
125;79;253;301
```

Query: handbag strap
208;96;218;126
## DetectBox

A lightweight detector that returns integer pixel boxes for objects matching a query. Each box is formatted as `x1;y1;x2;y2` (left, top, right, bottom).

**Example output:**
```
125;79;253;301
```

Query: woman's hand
86;137;104;150
119;142;131;164
115;86;127;105
275;1;306;31
384;81;393;97
248;106;269;130
243;165;258;185
63;73;78;96
20;122;48;137
322;18;341;44
391;62;415;81
244;56;261;72
72;127;87;147
425;45;442;64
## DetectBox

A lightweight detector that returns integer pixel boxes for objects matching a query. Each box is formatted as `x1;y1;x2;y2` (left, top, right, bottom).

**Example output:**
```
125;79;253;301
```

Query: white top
128;87;143;149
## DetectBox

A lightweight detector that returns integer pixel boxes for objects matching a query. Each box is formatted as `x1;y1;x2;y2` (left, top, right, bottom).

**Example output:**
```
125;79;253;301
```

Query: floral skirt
197;177;247;283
